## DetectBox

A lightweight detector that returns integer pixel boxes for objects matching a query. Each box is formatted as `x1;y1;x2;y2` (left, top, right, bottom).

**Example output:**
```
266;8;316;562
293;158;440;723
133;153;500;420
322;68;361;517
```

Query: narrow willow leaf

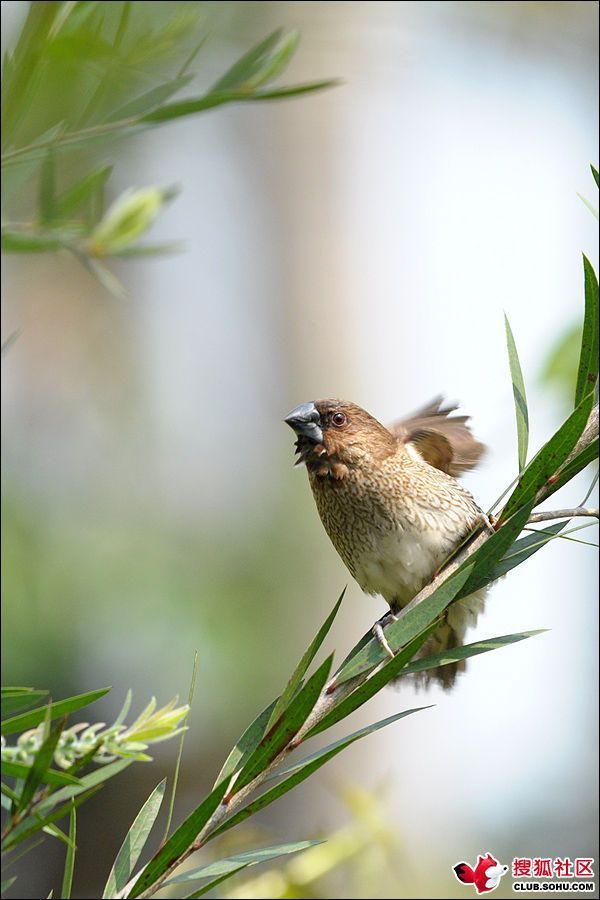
501;392;595;520
397;630;545;678
1;761;81;788
336;566;474;683
31;759;132;819
1;688;110;735
492;521;568;579
1;786;102;851
16;718;65;813
102;779;166;897
55;165;113;219
126;780;228;899
211;30;283;92
60;803;76;900
592;164;599;189
142;79;338;124
42;821;75;849
109;242;184;258
265;590;344;733
575;256;599;407
1;782;19;803
245;32;300;90
1;877;17;892
161;841;323;888
577;193;598;219
233;655;333;793
107;75;195;122
208;710;427;843
505;314;529;470
39;150;57;225
183;865;248;899
245;80;340;100
163;651;199;842
1;230;64;252
540;439;599;502
309;628;437;737
454;503;535;599
214;699;278;788
1;689;48;718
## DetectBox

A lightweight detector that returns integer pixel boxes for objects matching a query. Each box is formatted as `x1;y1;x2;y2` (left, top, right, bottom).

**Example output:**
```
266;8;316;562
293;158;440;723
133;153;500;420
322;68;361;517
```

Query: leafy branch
1;3;338;294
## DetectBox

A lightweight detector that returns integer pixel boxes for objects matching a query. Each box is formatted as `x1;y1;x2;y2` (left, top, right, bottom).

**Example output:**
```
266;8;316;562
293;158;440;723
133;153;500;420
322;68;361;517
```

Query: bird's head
284;399;396;478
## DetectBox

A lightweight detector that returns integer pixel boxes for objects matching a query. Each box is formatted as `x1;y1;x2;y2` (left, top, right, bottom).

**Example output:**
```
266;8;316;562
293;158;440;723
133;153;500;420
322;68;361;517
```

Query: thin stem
162;651;199;843
527;507;599;525
581;471;599;506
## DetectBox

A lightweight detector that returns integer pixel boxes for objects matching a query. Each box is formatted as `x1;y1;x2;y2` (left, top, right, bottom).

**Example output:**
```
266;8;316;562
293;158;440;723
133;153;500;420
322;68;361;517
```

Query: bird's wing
389;396;486;477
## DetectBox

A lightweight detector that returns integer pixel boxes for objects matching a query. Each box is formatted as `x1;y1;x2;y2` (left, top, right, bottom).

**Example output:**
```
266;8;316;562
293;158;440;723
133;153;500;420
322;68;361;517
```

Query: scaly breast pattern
308;453;481;610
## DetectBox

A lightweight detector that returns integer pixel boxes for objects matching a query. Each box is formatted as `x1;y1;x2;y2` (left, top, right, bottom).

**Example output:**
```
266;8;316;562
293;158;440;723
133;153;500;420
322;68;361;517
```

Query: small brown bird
285;397;488;688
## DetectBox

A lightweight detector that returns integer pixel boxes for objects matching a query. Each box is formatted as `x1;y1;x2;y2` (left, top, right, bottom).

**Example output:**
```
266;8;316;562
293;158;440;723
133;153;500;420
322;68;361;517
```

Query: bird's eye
331;412;347;427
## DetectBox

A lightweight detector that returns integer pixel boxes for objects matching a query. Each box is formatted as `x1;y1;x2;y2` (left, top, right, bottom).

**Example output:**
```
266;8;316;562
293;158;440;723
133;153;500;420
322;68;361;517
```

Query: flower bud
87;186;174;256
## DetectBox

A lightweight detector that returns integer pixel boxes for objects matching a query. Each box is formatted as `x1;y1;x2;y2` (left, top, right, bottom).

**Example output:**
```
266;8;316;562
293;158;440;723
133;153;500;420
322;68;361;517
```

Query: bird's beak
284;401;323;443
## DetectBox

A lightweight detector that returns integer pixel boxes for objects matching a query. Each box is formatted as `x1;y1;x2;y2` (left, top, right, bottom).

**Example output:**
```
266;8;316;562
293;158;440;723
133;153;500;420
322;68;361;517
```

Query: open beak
284;401;323;443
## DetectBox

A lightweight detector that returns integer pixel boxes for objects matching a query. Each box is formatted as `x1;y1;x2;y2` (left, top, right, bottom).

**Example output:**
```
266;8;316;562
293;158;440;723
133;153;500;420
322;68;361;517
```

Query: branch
124;411;600;899
527;507;599;524
125;517;497;899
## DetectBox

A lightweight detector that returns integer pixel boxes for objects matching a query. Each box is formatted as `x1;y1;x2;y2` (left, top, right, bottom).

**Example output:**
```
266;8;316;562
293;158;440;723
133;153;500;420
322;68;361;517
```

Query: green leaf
574;256;599;407
246;80;341;100
31;759;132;818
1;689;48;718
233;655;333;793
43;820;76;849
539;439;599;502
102;779;166;898
1;877;17;893
55;165;113;220
454;503;535;599
60;803;77;900
142;79;338;124
505;313;529;470
161;841;323;888
211;30;283;92
213;698;278;787
1;230;65;253
163;651;199;843
16;717;65;813
397;630;545;678
500;392;595;520
492;521;569;579
1;761;81;788
336;565;474;683
1;688;110;735
1;786;101;852
243;32;300;91
265;591;344;733
126;779;228;899
38;150;57;225
209;709;427;842
308;628;437;737
577;193;598;219
182;865;248;899
107;75;194;121
591;164;599;189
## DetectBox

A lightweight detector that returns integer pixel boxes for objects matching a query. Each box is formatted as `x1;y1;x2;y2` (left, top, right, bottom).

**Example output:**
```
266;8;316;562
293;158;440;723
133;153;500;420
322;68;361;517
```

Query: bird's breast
308;463;479;609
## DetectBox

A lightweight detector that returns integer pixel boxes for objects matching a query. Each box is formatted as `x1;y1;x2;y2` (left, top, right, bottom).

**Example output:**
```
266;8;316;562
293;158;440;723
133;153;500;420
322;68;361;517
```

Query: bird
284;396;488;688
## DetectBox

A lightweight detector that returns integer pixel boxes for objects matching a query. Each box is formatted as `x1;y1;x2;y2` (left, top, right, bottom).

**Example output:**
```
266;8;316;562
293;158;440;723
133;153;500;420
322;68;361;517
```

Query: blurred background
1;1;598;897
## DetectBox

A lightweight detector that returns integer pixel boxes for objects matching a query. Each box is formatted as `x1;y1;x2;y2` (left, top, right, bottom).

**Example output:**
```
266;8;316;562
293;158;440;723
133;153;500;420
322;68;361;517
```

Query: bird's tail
410;588;487;690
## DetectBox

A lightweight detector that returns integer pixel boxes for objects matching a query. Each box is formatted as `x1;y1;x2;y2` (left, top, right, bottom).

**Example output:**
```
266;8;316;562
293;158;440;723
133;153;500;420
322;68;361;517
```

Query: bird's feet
372;610;398;659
